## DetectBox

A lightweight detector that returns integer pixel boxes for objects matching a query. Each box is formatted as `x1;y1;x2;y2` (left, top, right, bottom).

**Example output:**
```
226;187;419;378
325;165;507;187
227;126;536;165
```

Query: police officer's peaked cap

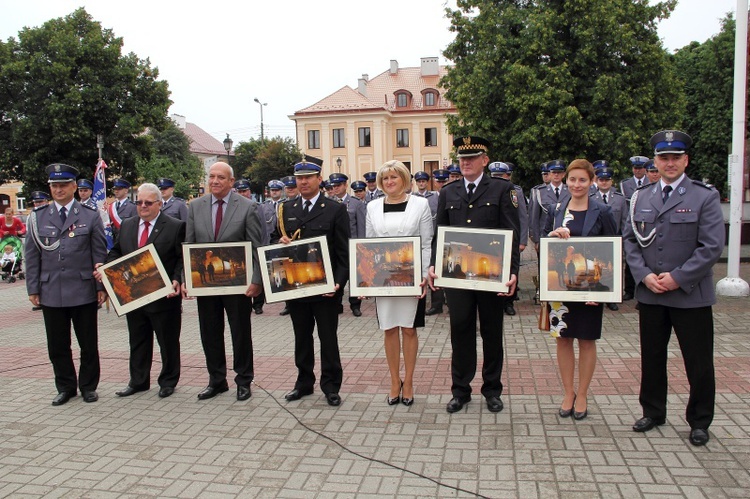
592;160;609;171
294;154;323;176
157;178;175;188
488;162;510;174
31;191;51;201
233;179;251;191
545;160;566;172
112;178;131;189
351;180;367;191
629;155;650;167
46;163;79;183
645;159;657;171
77;179;94;190
281;176;297;187
267;180;284;190
447;164;461;174
363;171;378;182
596;167;614;179
453;136;491;157
432;169;449;181
414;171;430;181
650;130;692;155
328;173;349;185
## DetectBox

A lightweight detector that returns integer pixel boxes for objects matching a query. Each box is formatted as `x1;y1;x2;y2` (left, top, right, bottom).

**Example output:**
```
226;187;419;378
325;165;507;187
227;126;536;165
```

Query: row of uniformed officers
25;129;722;447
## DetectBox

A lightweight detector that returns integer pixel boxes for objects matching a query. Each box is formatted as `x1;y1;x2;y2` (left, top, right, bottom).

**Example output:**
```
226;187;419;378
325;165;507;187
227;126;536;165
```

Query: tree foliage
442;0;682;191
0;8;171;194
235;137;301;194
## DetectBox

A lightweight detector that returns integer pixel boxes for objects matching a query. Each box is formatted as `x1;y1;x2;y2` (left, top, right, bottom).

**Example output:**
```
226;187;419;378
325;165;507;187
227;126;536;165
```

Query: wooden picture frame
434;227;513;293
99;244;173;316
539;236;623;303
349;236;422;297
257;236;335;303
182;241;252;296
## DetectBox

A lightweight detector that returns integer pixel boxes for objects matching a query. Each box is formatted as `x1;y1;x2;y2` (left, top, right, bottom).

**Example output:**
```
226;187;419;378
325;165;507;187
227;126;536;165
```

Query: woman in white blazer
365;161;433;406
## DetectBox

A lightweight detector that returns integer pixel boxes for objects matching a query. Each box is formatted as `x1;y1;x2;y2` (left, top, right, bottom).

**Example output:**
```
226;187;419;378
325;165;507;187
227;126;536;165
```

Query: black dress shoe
325;392;342;406
486;396;504;413
632;416;665;432
280;307;290;316
351;307;362;317
446;396;470;413
504;303;516;316
32;306;42;311
116;385;148;397
52;391;75;406
622;292;634;301
254;307;264;315
197;384;229;400
82;391;98;403
573;409;588;420
689;428;709;446
158;387;175;398
284;387;313;401
559;396;575;418
606;303;619;311
425;307;443;316
237;385;251;401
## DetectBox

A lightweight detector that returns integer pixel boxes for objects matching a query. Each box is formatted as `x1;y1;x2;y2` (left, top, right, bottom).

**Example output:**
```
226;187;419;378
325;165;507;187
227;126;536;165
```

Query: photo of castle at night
105;250;163;305
441;232;506;282
265;242;329;292
355;240;416;288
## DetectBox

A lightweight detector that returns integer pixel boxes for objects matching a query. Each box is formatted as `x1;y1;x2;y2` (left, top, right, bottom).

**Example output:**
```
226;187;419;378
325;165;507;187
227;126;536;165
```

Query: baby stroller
0;235;24;283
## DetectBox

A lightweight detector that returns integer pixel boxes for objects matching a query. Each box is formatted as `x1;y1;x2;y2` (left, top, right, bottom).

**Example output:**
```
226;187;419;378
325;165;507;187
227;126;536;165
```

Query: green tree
135;120;204;199
0;8;171;193
442;0;682;191
673;14;740;198
235;137;301;195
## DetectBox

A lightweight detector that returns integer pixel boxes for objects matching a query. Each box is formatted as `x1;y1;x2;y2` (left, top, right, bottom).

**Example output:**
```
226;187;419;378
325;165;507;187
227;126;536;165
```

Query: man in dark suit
183;162;265;402
25;164;108;405
99;183;186;399
428;136;520;414
624;130;724;447
271;157;350;407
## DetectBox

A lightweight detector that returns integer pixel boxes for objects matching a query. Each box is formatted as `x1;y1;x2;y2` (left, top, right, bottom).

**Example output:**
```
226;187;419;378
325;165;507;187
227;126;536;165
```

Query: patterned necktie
602;193;608;204
467;183;475;198
139;221;150;248
59;207;67;225
214;199;224;240
662;185;672;204
303;200;312;214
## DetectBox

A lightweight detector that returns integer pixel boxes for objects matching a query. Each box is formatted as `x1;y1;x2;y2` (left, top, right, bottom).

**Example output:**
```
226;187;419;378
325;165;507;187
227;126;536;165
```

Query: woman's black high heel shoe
387;381;402;405
401;381;414;406
559;395;575;418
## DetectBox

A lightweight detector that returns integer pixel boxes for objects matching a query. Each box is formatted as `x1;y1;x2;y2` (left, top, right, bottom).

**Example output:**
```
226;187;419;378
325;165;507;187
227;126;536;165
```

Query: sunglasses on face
135;200;160;207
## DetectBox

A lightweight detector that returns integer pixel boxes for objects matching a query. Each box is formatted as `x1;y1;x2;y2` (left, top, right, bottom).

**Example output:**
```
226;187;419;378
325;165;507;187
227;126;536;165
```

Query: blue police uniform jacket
161;196;188;221
529;183;570;243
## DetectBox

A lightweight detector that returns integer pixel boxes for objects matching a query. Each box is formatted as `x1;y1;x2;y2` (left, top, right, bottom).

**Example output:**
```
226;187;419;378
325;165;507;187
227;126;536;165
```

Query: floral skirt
549;301;603;340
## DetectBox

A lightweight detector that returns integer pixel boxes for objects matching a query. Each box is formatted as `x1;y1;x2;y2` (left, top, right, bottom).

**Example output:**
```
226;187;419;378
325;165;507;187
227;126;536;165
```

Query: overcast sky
0;0;739;145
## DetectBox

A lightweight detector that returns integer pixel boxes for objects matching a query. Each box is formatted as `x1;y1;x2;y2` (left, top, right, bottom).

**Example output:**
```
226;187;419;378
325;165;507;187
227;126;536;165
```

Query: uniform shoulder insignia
691;179;714;189
81;203;97;211
33;205;47;212
174;196;185;201
510;189;519;208
532;183;545;190
612;191;624;196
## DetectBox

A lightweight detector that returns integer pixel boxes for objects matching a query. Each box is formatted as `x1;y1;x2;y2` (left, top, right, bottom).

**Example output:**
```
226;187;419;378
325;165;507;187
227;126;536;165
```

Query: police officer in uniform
645;159;661;185
363;171;384;202
529;160;570;253
428;136;520;414
112;179;137;220
77;179;96;209
31;191;51;209
351;180;367;201
412;171;439;229
233;178;269;314
158;178;188;221
25;164;108;405
447;163;462;183
432;169;449;192
261;179;285;236
624;130;724;447
425;169;450;315
590;161;627;311
330;173;365;316
281;175;299;201
620;155;650;201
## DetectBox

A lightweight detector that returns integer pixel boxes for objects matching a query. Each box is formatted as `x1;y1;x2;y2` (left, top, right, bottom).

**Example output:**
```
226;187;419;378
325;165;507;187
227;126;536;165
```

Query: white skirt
375;296;419;330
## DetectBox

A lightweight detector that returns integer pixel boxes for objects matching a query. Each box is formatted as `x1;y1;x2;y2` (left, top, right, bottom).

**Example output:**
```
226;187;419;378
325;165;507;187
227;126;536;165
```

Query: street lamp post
96;134;104;161
336;157;342;173
253;97;267;142
223;133;233;165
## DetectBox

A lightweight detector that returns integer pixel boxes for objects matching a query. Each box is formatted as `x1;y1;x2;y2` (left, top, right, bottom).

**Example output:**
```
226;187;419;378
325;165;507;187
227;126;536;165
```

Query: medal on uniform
69;231;75;238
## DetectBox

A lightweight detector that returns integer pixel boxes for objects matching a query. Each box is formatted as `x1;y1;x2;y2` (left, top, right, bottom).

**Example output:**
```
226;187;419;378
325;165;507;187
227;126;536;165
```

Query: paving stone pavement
1;248;749;498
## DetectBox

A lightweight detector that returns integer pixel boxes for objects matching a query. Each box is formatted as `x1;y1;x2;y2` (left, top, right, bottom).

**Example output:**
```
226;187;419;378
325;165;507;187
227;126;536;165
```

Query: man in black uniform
428;136;520;414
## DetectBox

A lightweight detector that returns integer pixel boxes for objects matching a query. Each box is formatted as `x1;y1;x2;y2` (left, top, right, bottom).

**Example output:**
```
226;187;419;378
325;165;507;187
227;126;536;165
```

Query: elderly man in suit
428;136;520;414
157;178;188;221
271;157;350;407
624;130;724;447
183;162;265;402
25;163;108;406
98;183;186;399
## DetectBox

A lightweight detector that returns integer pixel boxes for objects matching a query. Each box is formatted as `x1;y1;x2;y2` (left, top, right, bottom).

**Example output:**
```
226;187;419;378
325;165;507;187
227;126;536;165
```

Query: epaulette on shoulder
532;183;546;190
174;196;185;201
611;190;624;197
692;179;715;190
81;203;97;211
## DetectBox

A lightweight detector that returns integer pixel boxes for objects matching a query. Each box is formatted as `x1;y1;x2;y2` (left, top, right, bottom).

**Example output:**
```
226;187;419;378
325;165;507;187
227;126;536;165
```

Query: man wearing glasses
157;178;188;221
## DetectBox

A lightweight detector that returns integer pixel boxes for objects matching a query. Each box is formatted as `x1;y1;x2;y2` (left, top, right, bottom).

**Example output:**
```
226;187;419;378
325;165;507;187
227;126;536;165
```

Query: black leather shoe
284;387;313;401
446;396;470;413
504;303;516;316
351;307;362;317
32;306;42;311
254;307;264;315
158;387;175;398
622;292;634;301
325;392;342;406
573;409;588;420
606;303;619;311
425;307;443;316
689;428;709;446
116;385;148;397
486;396;504;413
82;391;98;403
52;391;75;406
197;384;229;400
280;307;290;316
632;416;665;432
237;385;251;401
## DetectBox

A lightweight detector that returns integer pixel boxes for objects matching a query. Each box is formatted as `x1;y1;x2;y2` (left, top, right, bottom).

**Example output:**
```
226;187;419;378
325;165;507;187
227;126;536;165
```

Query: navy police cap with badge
447;164;461;175
650;130;692;155
363;171;377;182
629;155;649;168
453;136;491;157
281;175;297;187
267;179;284;190
31;190;51;201
77;179;94;190
294;154;323;176
351;180;366;191
545;160;566;172
46;163;79;183
505;162;516;172
645;159;657;172
414;171;430;181
432;169;449;181
595;167;615;179
112;178;131;189
328;173;349;185
157;178;175;189
488;162;510;175
592;160;609;173
233;179;251;191
540;162;550;173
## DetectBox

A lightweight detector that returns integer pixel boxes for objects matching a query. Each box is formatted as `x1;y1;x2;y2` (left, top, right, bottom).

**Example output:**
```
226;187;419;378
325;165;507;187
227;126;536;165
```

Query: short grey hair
138;183;162;201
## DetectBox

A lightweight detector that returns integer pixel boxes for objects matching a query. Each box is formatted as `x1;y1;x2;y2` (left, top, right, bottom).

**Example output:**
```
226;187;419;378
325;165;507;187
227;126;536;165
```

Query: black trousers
42;302;100;394
252;291;265;310
288;297;343;394
196;295;254;387
445;289;506;399
624;261;635;296
125;306;181;389
638;303;715;429
430;288;445;309
336;285;361;310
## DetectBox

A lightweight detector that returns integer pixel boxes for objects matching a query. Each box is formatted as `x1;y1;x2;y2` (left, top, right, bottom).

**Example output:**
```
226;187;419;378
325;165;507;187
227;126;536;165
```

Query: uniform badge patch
510;190;519;208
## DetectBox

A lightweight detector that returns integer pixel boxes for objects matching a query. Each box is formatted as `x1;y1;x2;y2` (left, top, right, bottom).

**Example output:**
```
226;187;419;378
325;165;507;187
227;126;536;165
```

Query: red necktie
214;199;224;240
139;221;150;248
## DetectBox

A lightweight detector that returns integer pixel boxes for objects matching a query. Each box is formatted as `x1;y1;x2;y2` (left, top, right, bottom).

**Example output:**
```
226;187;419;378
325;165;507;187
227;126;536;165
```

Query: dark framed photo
182;242;252;296
349;236;422;297
434;227;513;293
99;244;173;316
539;236;622;303
257;235;335;303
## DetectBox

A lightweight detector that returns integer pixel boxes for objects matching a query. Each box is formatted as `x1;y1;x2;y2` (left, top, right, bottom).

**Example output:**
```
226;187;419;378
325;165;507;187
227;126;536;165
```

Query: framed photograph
99;244;174;316
257;235;335;303
182;242;252;296
539;236;622;303
434;227;513;293
350;237;422;297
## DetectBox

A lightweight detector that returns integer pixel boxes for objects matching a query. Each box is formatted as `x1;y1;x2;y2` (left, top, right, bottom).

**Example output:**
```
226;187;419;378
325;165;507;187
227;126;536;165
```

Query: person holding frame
544;159;617;420
365;161;433;406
